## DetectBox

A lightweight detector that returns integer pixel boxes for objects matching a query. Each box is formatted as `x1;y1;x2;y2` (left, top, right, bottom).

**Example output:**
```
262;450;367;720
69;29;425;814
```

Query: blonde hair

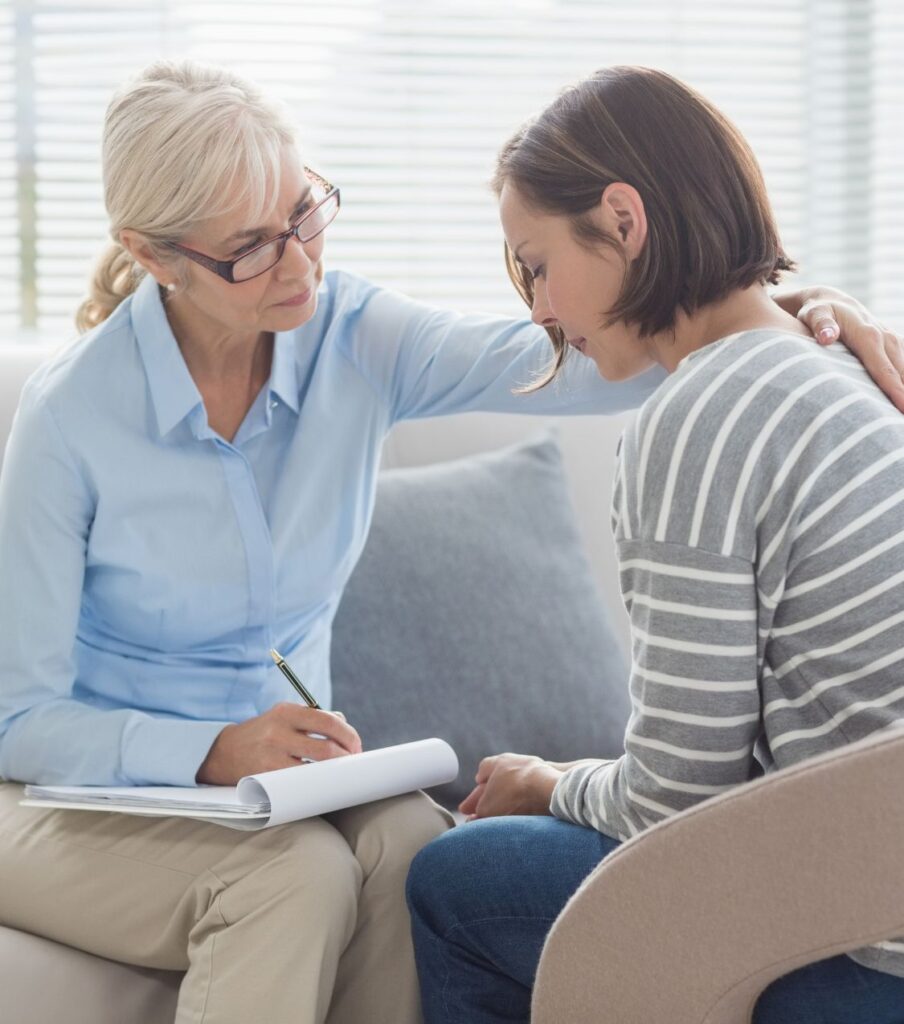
76;60;297;332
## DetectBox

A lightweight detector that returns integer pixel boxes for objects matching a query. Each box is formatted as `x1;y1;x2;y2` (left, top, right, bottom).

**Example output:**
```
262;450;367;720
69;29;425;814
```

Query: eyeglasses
165;167;340;284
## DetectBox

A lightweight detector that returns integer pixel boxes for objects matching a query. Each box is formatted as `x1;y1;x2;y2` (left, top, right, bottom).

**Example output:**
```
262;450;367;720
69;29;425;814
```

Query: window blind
0;5;18;333
872;0;904;330
1;0;900;339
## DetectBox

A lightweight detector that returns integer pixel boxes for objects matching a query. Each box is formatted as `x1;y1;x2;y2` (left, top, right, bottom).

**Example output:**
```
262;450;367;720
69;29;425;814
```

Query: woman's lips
276;287;313;308
567;337;587;354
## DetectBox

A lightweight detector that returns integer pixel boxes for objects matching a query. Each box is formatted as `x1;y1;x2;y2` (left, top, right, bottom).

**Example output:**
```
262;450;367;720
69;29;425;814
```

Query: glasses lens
230;191;339;282
298;193;340;243
233;239;281;282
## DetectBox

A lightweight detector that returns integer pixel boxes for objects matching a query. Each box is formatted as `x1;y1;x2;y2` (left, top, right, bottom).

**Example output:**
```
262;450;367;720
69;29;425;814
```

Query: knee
219;819;361;931
343;791;453;882
405;818;506;930
384;791;453;863
406;816;583;930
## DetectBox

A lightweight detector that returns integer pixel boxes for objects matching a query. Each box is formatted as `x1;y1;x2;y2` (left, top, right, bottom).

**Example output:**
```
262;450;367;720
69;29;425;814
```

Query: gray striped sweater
550;329;904;976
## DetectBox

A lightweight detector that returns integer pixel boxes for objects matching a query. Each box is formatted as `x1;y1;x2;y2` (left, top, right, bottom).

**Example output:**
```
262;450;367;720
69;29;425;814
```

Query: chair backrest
532;727;904;1024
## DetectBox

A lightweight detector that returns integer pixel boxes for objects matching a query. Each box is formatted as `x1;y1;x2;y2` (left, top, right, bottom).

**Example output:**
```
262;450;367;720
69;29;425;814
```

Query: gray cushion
331;433;630;808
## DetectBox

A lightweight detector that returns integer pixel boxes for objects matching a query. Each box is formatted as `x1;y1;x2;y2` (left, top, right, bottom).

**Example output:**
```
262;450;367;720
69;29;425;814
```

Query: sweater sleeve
551;539;761;841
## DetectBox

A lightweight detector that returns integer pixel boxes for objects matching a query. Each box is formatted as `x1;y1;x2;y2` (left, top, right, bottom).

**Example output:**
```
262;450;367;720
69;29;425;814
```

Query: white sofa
0;342;629;1024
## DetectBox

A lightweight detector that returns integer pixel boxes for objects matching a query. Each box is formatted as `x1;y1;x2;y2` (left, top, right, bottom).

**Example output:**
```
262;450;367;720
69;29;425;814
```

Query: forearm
0;698;226;786
551;540;762;840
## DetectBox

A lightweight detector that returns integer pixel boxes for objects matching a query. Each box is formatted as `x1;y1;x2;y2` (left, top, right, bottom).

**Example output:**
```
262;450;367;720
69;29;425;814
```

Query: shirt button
269;400;278;410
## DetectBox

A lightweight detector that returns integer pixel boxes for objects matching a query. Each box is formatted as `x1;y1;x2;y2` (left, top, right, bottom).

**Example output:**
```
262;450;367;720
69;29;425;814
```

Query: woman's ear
118;229;177;288
600;182;647;260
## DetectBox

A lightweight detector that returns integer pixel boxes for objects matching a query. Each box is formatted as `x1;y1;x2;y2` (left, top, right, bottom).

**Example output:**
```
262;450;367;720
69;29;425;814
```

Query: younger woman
407;66;904;1024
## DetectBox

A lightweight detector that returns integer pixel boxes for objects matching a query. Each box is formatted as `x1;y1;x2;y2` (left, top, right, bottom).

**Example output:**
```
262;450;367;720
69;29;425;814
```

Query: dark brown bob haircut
493;66;795;390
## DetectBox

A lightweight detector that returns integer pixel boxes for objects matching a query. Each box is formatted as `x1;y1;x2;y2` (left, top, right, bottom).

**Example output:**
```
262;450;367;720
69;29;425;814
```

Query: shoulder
618;330;882;550
20;303;137;421
13;301;145;475
628;329;877;458
316;268;426;330
300;269;414;353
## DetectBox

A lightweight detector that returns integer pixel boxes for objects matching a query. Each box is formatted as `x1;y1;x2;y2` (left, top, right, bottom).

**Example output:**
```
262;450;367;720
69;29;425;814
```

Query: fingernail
818;326;837;343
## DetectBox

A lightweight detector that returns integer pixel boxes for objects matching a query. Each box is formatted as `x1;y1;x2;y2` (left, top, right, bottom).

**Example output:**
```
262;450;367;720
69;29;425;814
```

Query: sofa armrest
532;728;904;1024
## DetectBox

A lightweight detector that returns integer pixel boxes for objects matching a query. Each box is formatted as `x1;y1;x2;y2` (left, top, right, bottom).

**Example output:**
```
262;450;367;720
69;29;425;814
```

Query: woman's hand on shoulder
196;703;363;786
775;284;904;412
458;752;562;821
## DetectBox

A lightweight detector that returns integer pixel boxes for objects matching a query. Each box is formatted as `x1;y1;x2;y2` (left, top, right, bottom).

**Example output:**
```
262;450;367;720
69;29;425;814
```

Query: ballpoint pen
269;648;322;709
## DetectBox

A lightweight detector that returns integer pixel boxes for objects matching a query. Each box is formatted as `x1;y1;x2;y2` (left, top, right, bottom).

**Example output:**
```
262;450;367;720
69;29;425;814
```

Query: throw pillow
331;433;630;808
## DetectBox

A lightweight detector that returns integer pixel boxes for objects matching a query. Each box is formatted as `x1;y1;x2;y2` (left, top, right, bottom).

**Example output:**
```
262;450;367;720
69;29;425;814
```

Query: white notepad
21;738;458;830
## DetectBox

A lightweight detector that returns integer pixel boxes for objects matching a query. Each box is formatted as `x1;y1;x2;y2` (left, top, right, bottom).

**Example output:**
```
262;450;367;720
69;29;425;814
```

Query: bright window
2;0;902;339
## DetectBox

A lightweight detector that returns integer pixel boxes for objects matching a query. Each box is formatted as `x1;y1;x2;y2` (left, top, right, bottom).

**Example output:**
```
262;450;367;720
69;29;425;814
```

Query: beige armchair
533;727;904;1023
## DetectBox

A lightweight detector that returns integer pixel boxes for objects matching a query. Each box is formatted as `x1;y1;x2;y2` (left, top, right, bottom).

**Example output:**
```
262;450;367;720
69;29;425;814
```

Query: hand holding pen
195;652;362;785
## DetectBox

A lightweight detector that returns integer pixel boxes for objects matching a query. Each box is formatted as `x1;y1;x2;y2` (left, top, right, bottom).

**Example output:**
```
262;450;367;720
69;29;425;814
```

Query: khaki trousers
0;783;452;1024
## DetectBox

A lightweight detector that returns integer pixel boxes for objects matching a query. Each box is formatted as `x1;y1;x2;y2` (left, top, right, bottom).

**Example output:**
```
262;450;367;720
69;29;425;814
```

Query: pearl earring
166;283;176;293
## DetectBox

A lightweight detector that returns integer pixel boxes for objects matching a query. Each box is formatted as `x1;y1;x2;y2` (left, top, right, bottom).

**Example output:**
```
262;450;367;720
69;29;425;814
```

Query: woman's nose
277;233;315;279
531;288;556;328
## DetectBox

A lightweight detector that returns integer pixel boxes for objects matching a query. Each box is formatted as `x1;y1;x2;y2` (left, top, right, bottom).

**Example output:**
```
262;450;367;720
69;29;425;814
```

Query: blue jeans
406;816;904;1024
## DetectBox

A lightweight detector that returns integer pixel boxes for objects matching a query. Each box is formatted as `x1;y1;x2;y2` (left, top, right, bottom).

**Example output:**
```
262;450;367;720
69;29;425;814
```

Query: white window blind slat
0;7;18;331
1;1;899;337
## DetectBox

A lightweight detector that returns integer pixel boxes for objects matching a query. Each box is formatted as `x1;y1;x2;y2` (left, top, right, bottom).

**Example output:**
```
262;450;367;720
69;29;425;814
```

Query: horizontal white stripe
634;665;758;694
620;558;752;585
634;626;757;657
769;568;904;637
782;528;904;600
625;781;678;820
759;417;903;584
874;942;904;953
791;446;904;545
769;688;904;753
623;591;756;621
629;733;753;763
631;754;736;796
805;489;904;561
636;700;761;729
764;648;904;715
772;608;904;679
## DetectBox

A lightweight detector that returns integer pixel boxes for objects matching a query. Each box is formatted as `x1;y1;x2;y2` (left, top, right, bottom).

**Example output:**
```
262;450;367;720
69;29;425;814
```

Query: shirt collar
131;275;301;438
269;330;300;414
131;274;204;439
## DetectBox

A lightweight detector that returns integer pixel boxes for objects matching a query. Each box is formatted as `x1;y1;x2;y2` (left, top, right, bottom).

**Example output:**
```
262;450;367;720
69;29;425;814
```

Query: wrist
195;723;236;785
532;763;562;814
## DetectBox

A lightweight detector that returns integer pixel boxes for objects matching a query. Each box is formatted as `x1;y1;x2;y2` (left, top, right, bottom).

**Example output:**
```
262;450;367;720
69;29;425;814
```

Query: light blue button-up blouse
0;270;661;786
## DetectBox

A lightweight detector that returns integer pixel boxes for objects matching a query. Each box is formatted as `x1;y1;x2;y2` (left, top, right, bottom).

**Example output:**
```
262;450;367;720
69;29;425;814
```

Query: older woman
0;61;899;1024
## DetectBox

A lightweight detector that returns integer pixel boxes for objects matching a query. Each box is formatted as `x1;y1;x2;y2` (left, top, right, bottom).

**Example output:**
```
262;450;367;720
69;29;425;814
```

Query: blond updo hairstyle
76;61;297;333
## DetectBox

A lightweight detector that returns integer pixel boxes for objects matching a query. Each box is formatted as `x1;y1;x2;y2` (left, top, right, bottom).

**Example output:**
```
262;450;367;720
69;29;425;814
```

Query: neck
645;284;810;372
163;292;272;388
